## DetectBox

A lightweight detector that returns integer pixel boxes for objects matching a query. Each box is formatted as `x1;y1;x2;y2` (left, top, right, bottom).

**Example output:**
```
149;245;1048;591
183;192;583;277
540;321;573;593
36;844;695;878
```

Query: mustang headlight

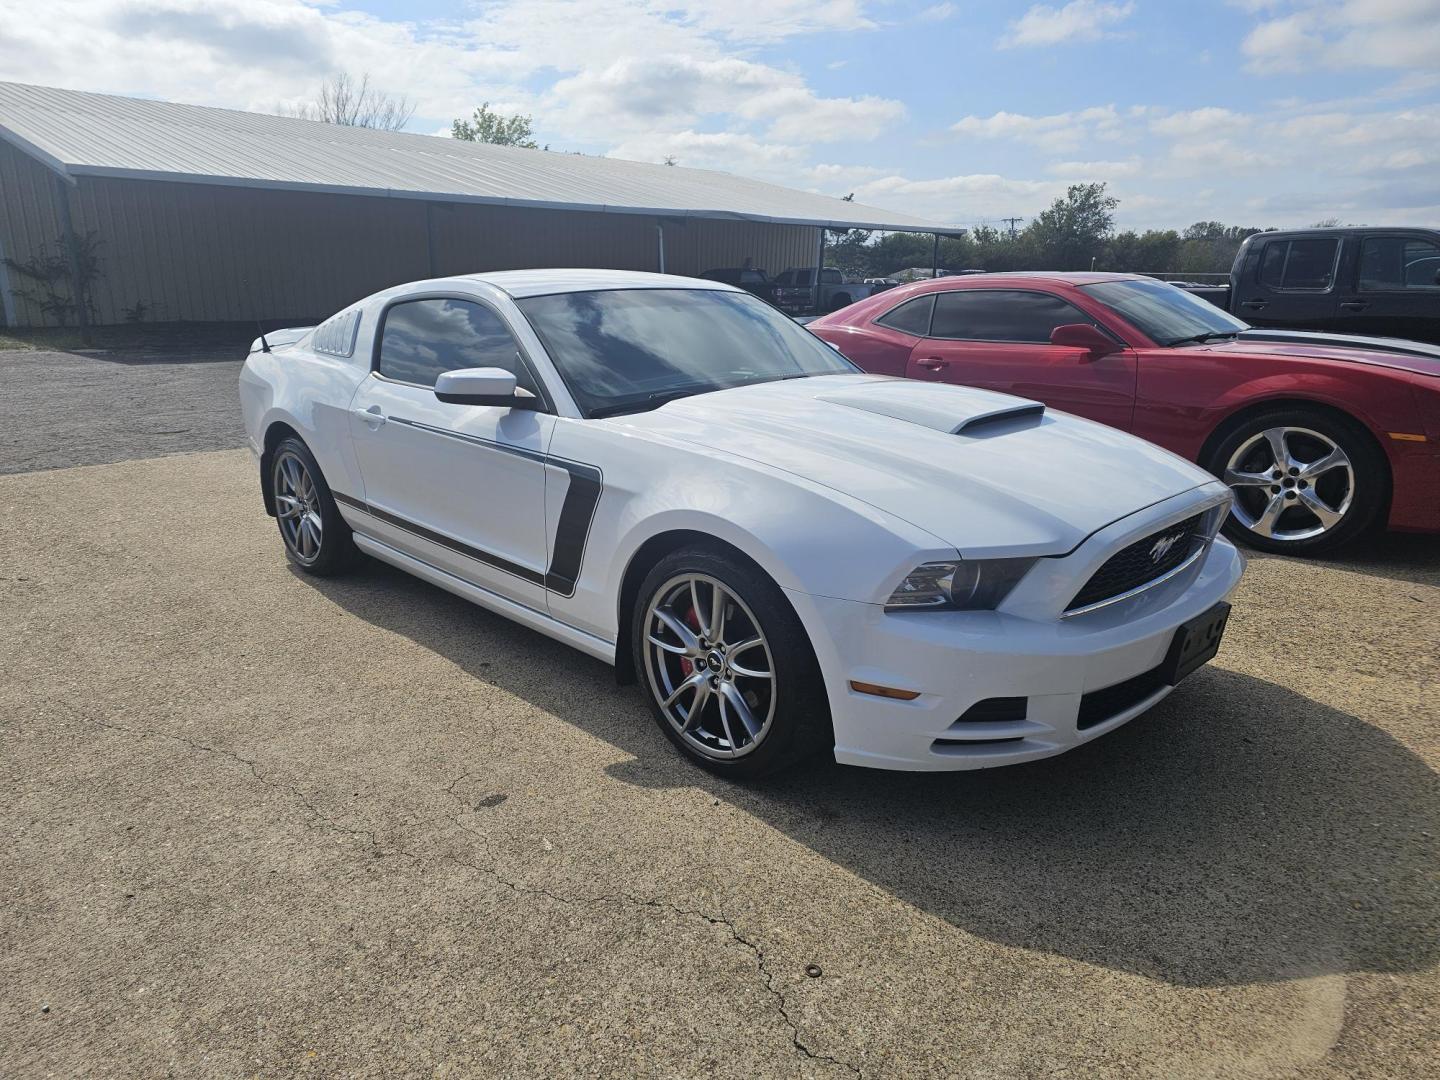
885;558;1036;612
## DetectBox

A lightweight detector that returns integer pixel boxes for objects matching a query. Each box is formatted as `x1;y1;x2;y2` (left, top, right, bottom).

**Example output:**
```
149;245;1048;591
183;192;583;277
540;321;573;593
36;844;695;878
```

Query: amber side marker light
849;680;922;701
1388;432;1428;442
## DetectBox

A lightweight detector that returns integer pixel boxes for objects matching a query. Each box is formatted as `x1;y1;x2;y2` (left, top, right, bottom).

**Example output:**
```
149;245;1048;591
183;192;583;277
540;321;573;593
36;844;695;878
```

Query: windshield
516;288;858;417
1083;278;1248;346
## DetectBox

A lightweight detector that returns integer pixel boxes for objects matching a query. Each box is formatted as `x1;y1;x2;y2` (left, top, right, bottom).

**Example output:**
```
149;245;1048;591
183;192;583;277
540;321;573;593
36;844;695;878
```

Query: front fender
548;418;955;644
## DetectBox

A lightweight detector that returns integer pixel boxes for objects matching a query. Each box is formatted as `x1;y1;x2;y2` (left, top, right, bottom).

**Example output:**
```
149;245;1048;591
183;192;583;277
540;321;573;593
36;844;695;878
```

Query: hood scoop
816;382;1045;436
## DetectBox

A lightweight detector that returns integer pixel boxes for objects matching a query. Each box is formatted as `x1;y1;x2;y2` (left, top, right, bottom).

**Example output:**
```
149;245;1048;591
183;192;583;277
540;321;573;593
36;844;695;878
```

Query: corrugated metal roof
0;81;953;234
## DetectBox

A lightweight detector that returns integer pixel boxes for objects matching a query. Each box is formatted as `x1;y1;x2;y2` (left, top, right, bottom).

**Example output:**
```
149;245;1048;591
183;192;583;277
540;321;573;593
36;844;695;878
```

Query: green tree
452;104;540;148
1104;229;1181;272
1026;182;1118;270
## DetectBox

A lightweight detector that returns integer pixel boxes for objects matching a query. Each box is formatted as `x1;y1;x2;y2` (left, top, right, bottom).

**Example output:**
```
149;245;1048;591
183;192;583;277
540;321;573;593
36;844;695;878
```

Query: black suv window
1258;238;1339;290
1359;236;1440;292
929;290;1093;343
377;298;530;390
874;295;935;336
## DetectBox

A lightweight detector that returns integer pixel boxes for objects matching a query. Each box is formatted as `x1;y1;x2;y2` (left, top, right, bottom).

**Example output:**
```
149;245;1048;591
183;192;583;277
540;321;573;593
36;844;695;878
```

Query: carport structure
0;82;953;333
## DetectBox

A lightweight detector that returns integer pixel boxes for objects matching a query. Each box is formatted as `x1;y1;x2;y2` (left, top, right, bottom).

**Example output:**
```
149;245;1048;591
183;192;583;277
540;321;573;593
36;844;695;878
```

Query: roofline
52;163;958;233
0;124;73;183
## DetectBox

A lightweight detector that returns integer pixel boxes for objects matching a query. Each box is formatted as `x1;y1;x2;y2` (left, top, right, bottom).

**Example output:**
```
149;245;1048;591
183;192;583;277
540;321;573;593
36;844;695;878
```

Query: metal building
0;82;949;329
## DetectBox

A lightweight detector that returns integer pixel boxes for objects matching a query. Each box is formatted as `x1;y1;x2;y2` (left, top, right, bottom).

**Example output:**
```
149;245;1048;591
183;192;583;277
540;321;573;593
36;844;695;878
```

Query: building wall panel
0;144;824;328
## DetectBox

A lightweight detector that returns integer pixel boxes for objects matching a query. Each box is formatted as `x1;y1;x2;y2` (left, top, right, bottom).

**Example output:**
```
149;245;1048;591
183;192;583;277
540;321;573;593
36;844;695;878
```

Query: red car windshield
1084;278;1248;346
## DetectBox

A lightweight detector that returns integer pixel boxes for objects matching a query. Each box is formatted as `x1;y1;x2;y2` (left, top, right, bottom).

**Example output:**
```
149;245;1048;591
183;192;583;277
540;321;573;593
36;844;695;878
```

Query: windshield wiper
1167;331;1239;347
589;385;712;419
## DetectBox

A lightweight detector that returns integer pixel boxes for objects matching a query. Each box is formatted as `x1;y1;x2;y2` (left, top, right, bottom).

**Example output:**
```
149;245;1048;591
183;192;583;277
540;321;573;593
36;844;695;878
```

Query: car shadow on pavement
1250;530;1440;589
303;561;1439;991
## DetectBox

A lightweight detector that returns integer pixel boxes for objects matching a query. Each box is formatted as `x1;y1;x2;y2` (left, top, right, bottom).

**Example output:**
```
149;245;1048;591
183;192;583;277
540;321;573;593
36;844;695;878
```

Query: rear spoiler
1238;328;1440;361
248;326;315;354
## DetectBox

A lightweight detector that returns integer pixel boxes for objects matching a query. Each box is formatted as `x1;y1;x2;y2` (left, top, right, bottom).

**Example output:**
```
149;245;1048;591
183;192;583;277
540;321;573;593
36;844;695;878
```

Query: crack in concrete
77;716;862;1077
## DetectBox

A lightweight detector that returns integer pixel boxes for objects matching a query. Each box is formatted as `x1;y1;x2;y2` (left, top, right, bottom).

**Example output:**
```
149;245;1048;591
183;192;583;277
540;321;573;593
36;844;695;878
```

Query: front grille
1077;665;1167;730
1066;514;1203;613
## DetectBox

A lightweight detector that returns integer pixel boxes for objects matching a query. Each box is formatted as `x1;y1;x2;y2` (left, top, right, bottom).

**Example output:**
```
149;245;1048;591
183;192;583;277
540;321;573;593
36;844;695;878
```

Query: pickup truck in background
1186;226;1440;344
772;267;876;314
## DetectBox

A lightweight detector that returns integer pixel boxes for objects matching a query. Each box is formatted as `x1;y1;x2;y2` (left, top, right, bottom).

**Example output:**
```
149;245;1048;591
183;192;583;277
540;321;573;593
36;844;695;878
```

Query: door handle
353;405;386;427
1339;301;1369;311
1239;299;1268;309
917;357;950;371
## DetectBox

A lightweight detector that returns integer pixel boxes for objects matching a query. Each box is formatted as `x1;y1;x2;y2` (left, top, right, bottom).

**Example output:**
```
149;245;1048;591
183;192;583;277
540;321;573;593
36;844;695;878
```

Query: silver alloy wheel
273;450;324;562
642;573;777;759
1223;425;1354;542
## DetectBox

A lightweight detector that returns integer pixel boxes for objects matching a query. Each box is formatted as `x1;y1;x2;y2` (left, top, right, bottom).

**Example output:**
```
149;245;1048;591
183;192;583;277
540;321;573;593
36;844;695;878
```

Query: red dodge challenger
809;273;1440;555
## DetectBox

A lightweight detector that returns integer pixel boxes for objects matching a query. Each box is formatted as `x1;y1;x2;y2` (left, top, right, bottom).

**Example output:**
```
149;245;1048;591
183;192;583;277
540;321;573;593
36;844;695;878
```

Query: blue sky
3;1;1438;229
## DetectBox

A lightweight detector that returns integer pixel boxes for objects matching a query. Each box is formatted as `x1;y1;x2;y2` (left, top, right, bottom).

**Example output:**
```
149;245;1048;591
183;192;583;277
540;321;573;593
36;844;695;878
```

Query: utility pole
1002;216;1023;239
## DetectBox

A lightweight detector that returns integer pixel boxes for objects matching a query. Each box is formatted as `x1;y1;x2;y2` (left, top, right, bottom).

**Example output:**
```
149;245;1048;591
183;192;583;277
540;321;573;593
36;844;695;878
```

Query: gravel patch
0;349;246;475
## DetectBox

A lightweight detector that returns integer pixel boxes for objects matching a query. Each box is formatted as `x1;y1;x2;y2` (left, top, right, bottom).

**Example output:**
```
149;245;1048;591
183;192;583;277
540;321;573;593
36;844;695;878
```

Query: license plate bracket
1161;601;1230;685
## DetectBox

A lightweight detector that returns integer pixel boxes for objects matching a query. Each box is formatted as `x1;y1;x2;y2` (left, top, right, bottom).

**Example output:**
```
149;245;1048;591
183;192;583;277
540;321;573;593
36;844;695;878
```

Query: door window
376;298;533;391
1358;236;1440;292
1257;239;1339;290
929;290;1095;343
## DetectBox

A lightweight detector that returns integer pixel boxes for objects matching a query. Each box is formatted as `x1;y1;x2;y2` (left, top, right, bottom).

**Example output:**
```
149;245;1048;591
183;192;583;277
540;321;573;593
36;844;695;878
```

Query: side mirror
1050;323;1123;357
434;367;539;408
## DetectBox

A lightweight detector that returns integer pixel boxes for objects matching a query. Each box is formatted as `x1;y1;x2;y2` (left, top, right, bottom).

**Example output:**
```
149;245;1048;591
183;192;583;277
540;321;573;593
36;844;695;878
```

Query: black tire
631;546;831;779
269;436;359;576
1204;407;1387;556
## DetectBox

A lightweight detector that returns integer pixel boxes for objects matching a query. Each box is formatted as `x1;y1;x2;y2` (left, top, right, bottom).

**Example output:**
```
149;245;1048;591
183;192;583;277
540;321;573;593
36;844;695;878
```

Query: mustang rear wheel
270;436;358;576
633;547;830;778
1206;408;1386;555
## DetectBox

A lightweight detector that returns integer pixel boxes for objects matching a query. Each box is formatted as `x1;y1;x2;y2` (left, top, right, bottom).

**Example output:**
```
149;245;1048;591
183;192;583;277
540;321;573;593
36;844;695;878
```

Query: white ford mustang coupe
239;270;1243;777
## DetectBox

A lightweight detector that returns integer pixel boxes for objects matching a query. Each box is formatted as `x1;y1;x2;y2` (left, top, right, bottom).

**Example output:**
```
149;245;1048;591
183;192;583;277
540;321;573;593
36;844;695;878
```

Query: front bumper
788;491;1245;771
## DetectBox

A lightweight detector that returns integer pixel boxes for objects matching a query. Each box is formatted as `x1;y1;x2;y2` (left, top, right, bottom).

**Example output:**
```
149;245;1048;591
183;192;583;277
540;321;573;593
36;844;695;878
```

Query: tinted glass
1359;236;1440;291
1281;239;1338;289
1083;278;1248;345
740;269;766;284
929;290;1094;343
377;298;528;389
516;288;857;417
822;269;842;284
1259;242;1287;287
874;295;934;336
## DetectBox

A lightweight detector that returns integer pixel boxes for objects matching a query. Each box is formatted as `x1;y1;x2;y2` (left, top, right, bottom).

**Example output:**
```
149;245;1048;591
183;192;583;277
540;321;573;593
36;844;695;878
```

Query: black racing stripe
544;463;603;596
332;490;545;586
389;417;551;464
332;419;604;597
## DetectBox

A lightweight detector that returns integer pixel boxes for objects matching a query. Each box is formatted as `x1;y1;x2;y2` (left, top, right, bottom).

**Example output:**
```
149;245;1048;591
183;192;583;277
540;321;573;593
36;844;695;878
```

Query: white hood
609;375;1218;556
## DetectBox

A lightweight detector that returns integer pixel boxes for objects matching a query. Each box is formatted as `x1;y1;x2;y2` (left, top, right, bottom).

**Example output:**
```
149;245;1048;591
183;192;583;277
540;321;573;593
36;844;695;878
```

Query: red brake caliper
678;604;701;678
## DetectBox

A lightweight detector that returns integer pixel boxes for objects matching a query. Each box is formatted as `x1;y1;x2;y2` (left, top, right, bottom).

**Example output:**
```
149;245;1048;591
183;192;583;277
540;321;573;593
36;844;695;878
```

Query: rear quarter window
874;295;935;336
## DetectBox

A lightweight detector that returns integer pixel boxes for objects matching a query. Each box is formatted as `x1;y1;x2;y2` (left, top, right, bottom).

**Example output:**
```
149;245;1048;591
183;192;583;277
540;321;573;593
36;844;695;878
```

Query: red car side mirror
1051;322;1123;356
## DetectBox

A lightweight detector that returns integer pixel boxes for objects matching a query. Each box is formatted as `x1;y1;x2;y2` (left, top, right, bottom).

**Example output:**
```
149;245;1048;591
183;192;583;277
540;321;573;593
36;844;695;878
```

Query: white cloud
950;105;1123;152
918;3;957;21
1241;0;1440;72
999;0;1135;48
1148;107;1246;137
853;173;1065;224
1045;158;1143;179
608;130;807;173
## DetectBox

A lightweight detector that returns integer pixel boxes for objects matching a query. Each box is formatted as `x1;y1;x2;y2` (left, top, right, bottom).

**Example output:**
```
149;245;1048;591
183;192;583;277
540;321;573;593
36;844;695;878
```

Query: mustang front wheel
633;547;830;777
